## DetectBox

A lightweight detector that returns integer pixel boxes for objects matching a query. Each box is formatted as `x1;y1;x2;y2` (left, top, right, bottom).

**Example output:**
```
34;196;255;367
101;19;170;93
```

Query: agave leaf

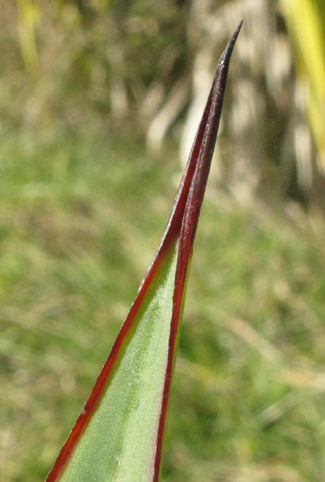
46;22;242;482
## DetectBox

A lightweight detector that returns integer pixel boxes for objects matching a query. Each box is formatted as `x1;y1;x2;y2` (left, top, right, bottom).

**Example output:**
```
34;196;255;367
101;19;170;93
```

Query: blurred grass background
1;1;325;481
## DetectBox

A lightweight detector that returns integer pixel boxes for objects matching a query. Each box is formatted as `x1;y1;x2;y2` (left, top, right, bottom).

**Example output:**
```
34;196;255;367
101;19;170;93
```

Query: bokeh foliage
1;1;325;481
2;134;325;482
2;0;325;204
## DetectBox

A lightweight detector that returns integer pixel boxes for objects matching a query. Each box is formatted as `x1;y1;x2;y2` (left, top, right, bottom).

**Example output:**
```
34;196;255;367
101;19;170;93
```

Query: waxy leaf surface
46;21;242;482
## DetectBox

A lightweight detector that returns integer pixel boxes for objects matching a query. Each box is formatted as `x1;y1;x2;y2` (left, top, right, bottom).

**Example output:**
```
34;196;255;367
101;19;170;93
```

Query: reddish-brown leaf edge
46;20;242;482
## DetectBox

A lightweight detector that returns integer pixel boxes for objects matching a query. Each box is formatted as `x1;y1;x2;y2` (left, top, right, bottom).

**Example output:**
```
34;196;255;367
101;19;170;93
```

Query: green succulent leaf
45;22;242;482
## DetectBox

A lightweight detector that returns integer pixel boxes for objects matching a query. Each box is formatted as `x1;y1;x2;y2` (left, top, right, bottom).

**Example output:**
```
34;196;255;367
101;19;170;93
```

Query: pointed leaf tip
153;21;242;481
233;19;244;43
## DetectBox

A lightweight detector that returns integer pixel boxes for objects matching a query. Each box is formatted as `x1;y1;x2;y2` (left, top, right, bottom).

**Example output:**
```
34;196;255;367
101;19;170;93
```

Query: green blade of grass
45;21;242;482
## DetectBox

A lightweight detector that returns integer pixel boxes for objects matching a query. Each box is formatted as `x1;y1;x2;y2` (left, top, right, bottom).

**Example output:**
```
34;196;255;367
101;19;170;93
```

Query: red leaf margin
46;20;242;482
